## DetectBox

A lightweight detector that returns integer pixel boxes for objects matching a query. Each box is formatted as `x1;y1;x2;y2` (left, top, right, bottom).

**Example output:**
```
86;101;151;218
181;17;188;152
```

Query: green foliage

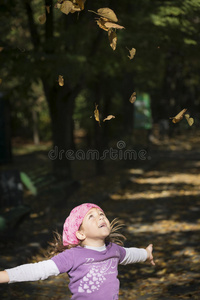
1;0;200;144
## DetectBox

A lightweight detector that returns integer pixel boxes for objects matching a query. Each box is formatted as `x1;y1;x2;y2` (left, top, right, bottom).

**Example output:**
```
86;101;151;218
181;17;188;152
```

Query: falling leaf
108;29;117;50
104;22;125;30
58;75;64;86
129;92;136;104
94;104;100;126
185;114;194;126
96;18;124;31
103;115;115;122
70;4;81;13
76;0;86;10
170;108;187;123
0;47;4;52
89;7;124;31
96;18;109;31
38;13;46;24
127;47;136;60
60;0;74;15
0;78;2;85
46;5;51;14
96;8;118;23
89;7;118;23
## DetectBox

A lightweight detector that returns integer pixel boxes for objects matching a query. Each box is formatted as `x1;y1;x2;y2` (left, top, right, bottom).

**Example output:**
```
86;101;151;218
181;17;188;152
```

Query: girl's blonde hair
47;218;126;258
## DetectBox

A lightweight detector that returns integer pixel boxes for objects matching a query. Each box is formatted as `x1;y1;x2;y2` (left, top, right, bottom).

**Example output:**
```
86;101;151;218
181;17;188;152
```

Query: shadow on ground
0;132;200;299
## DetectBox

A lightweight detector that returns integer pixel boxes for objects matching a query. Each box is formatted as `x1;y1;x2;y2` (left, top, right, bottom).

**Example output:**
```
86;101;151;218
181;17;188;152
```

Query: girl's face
76;208;111;247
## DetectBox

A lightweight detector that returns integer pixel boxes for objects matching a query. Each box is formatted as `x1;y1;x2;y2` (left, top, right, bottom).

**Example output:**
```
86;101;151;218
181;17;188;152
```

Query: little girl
0;203;155;299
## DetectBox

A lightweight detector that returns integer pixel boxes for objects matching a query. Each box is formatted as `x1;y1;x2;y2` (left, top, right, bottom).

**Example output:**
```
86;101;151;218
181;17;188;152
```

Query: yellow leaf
103;115;115;122
38;13;46;24
97;8;118;23
170;108;187;124
94;104;100;126
108;29;117;50
60;0;74;15
129;92;136;104
127;47;136;59
58;75;64;86
185;114;194;126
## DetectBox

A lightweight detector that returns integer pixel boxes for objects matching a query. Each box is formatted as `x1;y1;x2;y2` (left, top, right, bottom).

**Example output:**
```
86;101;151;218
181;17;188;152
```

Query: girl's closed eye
88;214;93;219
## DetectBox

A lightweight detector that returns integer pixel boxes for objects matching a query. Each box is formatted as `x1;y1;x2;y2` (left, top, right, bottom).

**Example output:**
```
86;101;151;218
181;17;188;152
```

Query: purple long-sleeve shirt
52;243;126;300
6;243;147;300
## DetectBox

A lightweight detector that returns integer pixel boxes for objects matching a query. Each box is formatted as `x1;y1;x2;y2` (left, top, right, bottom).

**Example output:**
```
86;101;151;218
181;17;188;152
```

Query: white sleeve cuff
6;260;60;283
120;247;147;265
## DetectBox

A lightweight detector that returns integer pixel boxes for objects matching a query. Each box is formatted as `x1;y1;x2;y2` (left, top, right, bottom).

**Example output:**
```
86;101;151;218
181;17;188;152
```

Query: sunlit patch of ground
1;131;200;299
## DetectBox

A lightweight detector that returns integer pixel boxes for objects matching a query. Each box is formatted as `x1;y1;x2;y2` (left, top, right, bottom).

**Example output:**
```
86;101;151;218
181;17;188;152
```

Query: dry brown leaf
127;47;136;59
89;8;118;23
46;5;51;14
97;8;118;23
104;21;125;30
38;13;46;24
170;108;187;123
129;92;136;104
76;0;86;10
96;18;124;31
60;0;74;15
0;78;2;85
70;4;81;13
96;18;109;31
94;104;100;126
0;47;4;52
58;75;64;86
185;114;194;126
103;115;115;122
108;29;117;50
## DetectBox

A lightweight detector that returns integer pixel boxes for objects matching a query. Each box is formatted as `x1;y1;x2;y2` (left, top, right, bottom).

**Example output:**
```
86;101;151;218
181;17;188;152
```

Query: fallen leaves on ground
1;132;200;299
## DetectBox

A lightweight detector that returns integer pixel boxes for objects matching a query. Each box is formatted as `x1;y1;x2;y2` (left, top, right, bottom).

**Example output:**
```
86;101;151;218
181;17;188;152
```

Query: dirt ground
0;131;200;299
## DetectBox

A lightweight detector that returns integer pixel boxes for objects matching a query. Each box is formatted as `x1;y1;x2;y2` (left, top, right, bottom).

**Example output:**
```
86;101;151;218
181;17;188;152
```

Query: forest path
0;132;200;299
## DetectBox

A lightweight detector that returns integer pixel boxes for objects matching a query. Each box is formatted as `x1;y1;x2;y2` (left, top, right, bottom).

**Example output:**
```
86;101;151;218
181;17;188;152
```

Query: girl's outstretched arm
0;271;9;283
120;244;155;266
0;260;60;284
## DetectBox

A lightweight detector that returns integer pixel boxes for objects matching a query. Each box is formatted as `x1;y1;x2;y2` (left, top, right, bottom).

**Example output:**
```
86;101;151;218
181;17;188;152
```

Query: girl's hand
146;244;155;266
0;270;9;283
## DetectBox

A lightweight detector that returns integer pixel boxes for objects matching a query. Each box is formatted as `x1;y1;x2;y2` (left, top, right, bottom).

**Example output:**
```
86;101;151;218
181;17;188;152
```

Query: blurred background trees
0;0;200;179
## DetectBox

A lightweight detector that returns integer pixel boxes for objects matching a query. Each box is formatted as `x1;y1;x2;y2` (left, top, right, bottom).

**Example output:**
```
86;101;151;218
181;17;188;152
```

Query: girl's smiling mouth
98;223;107;228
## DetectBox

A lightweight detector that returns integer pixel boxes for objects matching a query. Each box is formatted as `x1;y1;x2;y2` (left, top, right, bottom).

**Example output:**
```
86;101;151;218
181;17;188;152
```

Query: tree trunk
42;81;77;180
32;110;40;145
24;0;76;180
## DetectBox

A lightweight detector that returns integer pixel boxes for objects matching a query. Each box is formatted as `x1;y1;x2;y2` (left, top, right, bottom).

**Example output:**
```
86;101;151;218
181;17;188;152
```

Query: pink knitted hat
62;203;103;246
